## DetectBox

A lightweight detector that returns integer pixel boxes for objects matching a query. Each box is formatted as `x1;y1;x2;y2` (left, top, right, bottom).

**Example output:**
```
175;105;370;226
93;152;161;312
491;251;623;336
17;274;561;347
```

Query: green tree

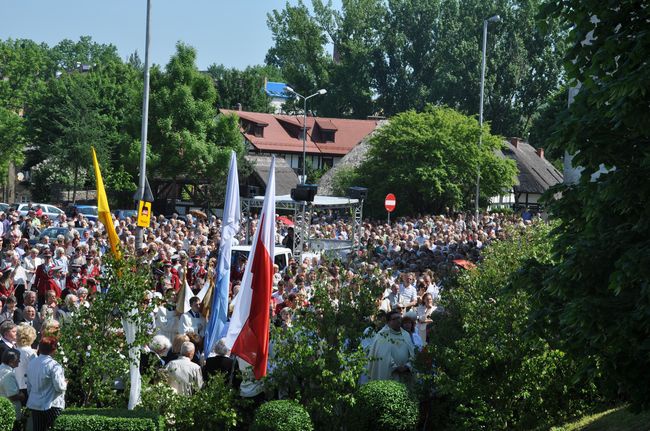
527;0;650;410
0;38;55;112
58;254;154;407
0;108;26;185
149;43;244;185
428;224;600;430
356;105;517;215
266;0;332;112
50;36;121;72
206;63;282;112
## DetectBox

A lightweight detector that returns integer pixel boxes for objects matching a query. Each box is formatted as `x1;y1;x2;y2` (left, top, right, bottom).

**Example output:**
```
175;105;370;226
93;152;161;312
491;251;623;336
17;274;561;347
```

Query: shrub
251;400;313;431
140;377;239;431
0;397;16;431
349;380;418;431
51;408;163;431
427;223;602;430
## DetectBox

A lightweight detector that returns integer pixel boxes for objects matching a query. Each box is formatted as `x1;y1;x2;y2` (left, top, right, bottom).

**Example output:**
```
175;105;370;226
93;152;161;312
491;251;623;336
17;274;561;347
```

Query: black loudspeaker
291;184;318;202
248;186;260;198
347;186;368;200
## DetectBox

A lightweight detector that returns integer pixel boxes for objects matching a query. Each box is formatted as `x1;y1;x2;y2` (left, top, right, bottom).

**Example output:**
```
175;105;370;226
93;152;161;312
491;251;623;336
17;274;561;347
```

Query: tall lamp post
475;14;501;221
285;86;327;184
135;0;153;250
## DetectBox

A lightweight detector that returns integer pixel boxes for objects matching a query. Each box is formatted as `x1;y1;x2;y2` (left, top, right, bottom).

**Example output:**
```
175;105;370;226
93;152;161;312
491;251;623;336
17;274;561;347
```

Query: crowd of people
0;202;533;430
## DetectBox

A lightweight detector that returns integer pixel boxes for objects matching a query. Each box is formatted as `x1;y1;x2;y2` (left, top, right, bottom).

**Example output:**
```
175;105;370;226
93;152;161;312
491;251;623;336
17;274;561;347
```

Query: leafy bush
57;254;154;407
59;408;164;431
0;397;16;431
140;377;239;431
52;416;156;431
266;261;384;429
348;380;418;431
426;223;601;430
251;400;313;431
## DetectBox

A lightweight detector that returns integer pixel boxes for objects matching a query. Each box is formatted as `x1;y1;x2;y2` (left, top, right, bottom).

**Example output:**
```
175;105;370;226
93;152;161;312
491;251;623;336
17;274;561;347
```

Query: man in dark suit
0;321;17;359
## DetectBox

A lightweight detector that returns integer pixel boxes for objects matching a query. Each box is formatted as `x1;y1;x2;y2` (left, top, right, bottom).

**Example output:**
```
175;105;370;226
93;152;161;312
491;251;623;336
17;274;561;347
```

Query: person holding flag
224;156;276;380
203;151;240;357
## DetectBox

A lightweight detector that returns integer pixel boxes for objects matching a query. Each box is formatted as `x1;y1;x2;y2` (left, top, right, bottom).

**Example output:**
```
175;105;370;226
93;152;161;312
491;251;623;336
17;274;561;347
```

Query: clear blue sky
0;0;340;70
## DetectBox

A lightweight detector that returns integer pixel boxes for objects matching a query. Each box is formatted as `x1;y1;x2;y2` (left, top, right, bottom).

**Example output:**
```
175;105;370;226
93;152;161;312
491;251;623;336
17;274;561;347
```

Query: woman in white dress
15;323;37;395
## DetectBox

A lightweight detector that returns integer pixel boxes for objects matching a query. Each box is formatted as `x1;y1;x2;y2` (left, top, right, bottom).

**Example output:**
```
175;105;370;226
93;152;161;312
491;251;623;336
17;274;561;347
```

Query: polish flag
224;157;276;379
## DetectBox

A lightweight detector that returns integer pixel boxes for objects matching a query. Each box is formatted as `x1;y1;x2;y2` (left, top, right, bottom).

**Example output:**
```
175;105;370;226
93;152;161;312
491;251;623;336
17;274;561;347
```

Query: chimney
510;137;523;148
536;148;544;159
236;103;242;111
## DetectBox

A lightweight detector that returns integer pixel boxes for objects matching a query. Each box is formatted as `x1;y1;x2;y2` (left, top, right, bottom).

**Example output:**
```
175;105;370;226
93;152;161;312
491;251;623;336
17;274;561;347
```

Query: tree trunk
72;164;79;203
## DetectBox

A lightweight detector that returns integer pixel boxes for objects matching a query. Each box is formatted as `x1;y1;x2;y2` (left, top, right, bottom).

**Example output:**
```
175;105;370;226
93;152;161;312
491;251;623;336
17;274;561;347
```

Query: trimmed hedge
0;397;16;431
349;380;418;431
251;400;314;431
52;408;164;431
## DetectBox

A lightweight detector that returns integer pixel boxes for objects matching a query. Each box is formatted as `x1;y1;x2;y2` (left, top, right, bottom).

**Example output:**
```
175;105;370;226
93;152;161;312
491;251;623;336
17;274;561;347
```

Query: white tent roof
251;194;359;206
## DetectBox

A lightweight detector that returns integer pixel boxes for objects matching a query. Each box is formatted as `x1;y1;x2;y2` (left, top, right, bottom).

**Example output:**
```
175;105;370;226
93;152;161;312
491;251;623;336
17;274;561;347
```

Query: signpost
385;193;396;224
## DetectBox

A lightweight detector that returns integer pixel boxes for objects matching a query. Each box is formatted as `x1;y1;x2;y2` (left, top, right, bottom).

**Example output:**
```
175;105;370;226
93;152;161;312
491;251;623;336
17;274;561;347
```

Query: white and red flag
224;157;276;379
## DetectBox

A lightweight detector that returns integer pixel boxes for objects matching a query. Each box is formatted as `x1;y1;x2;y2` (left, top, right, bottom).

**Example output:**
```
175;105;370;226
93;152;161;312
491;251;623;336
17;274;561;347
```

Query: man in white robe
367;310;415;383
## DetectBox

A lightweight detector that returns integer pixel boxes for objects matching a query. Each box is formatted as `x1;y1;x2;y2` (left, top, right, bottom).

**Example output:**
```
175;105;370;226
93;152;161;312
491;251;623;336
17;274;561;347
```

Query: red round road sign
385;193;396;212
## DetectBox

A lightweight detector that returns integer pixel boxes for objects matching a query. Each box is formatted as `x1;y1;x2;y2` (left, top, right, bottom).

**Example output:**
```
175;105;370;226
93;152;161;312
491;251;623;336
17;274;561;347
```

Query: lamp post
135;0;153;250
285;86;327;184
475;14;501;221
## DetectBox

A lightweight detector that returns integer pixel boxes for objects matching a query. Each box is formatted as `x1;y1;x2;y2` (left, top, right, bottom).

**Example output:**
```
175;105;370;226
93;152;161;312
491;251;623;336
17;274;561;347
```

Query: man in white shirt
26;337;67;431
178;296;206;339
165;341;203;395
0;348;24;426
399;273;418;310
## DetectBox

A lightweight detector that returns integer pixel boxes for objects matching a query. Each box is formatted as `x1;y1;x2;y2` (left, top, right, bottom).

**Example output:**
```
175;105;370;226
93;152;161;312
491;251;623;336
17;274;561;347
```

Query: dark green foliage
0;107;26;185
266;264;383;430
428;224;601;430
140;377;239;431
265;0;566;136
57;254;154;408
54;408;164;431
207;63;282;112
0;397;15;431
349;380;418;431
251;400;314;431
529;0;650;410
356;105;517;215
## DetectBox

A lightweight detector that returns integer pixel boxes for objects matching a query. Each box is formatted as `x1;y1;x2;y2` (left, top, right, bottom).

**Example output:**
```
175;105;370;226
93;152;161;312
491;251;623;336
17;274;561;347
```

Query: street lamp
475;14;501;221
285;86;327;184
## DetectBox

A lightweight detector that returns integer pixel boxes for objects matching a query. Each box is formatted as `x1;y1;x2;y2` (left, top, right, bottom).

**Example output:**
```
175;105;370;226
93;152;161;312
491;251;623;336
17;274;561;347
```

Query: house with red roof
220;109;381;174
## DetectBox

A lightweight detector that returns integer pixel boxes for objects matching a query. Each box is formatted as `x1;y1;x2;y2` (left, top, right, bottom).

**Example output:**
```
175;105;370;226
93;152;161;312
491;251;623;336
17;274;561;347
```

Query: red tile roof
220;109;379;156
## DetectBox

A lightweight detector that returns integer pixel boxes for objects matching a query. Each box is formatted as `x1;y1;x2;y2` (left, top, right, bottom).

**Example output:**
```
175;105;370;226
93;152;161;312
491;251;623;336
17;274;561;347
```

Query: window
322;130;335;142
321;157;334;169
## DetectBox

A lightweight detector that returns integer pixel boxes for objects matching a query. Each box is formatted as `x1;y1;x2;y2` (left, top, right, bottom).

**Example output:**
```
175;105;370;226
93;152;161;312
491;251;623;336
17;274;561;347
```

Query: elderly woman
14;324;37;395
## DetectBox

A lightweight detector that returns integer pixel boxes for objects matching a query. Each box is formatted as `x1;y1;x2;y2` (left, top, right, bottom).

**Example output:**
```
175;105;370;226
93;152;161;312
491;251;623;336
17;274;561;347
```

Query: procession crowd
0;203;533;430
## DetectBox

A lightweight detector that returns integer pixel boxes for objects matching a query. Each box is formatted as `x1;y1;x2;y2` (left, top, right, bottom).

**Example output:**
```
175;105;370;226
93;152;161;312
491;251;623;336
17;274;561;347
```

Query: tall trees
265;0;566;137
149;43;243;184
355;106;517;215
527;0;650;409
206;64;282;112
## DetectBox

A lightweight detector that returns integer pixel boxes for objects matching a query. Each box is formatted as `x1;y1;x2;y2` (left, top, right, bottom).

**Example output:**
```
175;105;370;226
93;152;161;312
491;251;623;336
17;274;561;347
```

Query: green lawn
551;406;650;431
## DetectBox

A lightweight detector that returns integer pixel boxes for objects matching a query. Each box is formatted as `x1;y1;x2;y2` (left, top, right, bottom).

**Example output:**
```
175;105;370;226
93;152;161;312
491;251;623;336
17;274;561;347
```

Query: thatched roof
501;138;563;194
245;154;298;195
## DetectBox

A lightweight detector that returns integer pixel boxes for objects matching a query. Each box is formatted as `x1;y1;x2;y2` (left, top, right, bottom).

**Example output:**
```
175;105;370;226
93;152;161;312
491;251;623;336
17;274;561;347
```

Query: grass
551;406;650;431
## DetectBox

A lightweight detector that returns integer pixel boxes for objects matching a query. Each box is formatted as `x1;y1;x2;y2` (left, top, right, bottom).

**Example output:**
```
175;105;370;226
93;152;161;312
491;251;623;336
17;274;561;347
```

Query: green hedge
52;408;164;431
251;400;314;431
0;397;16;431
349;380;418;431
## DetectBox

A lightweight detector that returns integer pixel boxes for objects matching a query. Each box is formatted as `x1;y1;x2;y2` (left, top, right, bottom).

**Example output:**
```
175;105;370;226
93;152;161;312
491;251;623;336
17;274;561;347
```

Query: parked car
11;203;65;219
231;245;293;271
65;204;98;222
0;202;9;213
114;209;138;220
29;226;89;246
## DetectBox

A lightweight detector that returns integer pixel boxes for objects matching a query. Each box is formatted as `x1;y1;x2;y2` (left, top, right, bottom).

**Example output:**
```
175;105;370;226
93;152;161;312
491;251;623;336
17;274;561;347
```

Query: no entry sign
385;193;396;212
